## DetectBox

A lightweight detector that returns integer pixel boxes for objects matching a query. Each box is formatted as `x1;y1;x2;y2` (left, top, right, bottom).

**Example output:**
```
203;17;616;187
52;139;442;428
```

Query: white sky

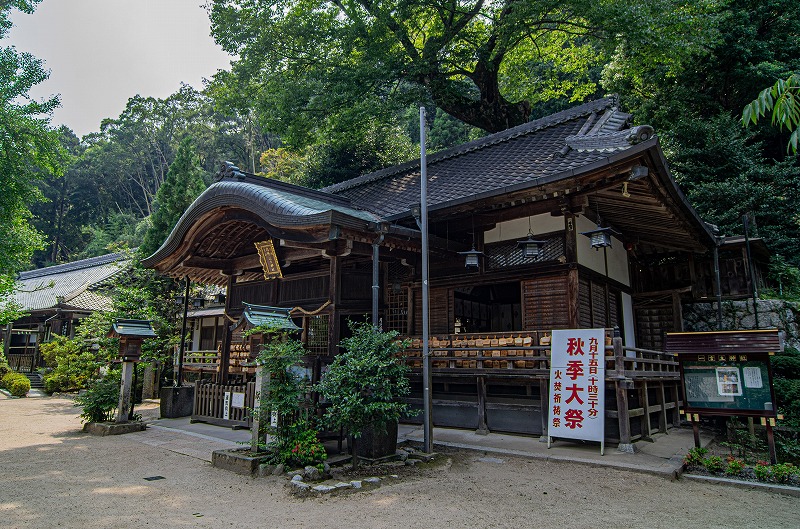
4;0;233;138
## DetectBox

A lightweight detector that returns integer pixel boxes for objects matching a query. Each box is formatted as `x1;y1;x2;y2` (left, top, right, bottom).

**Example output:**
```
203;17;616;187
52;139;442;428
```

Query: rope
290;300;332;316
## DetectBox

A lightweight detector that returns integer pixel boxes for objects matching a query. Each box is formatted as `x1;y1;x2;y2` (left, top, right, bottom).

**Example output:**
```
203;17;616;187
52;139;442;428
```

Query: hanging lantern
458;247;483;270
516;234;546;259
581;226;618;250
191;296;206;308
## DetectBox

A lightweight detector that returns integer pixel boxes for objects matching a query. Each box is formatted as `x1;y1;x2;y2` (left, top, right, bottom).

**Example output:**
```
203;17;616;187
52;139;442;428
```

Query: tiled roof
322;98;644;219
10;253;130;312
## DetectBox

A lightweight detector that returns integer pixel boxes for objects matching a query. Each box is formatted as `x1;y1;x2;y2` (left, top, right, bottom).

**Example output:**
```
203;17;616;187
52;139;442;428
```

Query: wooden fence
7;353;35;373
398;328;682;444
191;380;256;428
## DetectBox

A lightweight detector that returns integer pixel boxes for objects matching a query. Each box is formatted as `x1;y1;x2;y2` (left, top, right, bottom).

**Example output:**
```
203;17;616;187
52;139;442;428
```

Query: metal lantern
191;296;206;308
516;234;546;258
458;247;483;270
581;226;617;250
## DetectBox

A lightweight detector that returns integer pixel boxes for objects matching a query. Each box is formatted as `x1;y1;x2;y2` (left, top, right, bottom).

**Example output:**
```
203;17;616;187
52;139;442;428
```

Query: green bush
754;463;772;481
770;463;799;483
1;372;30;396
277;427;327;468
74;375;120;423
703;455;725;473
0;361;10;379
683;447;709;467
725;457;745;476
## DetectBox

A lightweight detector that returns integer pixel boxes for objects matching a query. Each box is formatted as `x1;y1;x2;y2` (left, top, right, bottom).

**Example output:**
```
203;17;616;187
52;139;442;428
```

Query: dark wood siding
278;274;329;304
229;280;277;311
521;274;570;330
412;286;453;334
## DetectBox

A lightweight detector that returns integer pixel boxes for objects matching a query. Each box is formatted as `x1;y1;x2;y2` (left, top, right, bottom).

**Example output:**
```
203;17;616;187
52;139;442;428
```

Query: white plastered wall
575;215;630;287
483;213;564;243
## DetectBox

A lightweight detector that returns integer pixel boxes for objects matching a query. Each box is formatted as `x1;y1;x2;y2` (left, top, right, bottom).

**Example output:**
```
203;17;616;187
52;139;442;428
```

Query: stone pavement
130;402;711;478
398;423;714;479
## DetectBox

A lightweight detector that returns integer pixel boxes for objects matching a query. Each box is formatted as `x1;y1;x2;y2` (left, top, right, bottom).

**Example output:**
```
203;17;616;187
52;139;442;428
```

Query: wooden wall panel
411;286;453;334
521;274;570;330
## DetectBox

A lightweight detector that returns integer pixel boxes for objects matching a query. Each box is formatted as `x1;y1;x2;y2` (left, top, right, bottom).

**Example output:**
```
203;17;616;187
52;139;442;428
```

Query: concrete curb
408;439;683;480
682;474;800;497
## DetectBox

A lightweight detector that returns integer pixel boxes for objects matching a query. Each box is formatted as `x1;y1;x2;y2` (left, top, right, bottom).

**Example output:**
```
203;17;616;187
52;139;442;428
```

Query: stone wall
682;299;800;350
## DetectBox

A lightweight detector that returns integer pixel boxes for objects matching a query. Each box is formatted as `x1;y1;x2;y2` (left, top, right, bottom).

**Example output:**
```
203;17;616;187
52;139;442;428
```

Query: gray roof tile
322;98;647;218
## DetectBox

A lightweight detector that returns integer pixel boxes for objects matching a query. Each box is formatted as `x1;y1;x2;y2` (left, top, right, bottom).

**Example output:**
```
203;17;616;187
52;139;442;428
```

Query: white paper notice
743;366;763;389
231;392;245;408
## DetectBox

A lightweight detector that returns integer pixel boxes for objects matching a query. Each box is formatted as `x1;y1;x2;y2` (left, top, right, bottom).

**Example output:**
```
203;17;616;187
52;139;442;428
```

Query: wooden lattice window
484;233;565;270
305;315;329;355
386;286;409;333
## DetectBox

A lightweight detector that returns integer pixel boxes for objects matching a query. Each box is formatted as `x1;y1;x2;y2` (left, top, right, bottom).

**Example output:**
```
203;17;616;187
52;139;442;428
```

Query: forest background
1;0;800;460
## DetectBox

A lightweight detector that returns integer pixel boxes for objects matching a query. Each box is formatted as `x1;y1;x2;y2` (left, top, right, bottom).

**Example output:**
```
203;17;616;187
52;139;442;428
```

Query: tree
0;0;64;322
743;73;800;154
209;0;713;133
139;137;207;257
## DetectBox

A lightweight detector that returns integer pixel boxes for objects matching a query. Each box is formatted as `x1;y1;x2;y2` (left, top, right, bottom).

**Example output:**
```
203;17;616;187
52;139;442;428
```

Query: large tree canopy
0;0;63;322
209;0;714;135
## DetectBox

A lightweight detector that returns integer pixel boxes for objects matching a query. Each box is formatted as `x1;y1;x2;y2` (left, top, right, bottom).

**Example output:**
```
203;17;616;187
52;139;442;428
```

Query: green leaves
742;73;800;154
316;321;412;438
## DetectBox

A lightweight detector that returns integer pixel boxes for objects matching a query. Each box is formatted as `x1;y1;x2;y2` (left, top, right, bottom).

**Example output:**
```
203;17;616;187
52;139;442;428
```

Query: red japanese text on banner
548;328;605;442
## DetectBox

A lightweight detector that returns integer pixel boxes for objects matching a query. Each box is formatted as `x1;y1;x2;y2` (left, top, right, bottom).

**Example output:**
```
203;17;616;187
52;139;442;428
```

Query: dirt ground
1;395;798;529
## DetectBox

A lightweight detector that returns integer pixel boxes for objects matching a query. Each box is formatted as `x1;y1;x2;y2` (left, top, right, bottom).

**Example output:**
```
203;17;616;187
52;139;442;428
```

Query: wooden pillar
671;291;684;332
328;255;341;356
3;323;12;357
566;267;579;328
657;381;669;434
476;376;489;435
613;329;634;452
218;274;235;384
638;381;653;441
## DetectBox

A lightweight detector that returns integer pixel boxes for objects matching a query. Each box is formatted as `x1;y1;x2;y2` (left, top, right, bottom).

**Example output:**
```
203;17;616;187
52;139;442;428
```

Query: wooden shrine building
143;97;762;442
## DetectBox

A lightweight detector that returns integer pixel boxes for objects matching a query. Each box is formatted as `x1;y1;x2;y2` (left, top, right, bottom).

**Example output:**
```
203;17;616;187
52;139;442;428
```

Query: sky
4;0;233;138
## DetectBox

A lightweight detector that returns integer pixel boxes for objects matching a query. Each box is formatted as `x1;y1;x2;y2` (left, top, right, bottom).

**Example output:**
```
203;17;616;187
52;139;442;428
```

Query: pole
372;235;384;329
742;214;759;329
420;107;433;454
176;276;190;386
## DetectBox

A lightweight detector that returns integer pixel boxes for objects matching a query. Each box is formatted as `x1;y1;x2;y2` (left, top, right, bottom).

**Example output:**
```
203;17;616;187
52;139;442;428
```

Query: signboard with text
548;328;605;443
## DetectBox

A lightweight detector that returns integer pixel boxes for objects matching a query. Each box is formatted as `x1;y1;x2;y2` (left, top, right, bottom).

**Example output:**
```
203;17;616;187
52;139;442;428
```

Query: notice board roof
664;330;783;355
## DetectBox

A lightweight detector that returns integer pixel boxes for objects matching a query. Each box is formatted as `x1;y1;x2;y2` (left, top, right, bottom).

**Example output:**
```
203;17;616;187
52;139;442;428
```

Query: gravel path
1;394;798;529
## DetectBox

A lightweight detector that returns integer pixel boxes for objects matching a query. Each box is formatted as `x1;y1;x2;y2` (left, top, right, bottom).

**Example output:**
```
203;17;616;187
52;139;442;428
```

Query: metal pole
372;235;384;329
420;107;433;453
742;214;759;329
176;276;190;386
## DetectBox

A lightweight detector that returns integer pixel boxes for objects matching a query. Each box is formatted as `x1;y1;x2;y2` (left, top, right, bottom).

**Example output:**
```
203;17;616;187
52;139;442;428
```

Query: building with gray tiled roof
2;252;131;369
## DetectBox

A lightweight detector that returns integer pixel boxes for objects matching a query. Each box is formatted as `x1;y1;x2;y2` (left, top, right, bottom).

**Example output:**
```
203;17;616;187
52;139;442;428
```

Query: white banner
548;329;605;443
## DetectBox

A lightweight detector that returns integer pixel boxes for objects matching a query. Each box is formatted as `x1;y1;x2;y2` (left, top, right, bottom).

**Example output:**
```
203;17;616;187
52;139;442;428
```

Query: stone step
23;372;44;389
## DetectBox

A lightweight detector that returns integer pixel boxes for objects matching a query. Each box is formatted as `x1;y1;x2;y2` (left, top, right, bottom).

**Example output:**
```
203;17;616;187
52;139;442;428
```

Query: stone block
212;449;271;476
83;421;147;436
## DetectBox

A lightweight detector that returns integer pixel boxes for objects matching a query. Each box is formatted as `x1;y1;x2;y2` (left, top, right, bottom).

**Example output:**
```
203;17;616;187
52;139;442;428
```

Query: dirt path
1;394;798;529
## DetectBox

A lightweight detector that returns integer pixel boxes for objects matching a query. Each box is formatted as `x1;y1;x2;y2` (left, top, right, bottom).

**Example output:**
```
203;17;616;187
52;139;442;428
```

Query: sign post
667;330;783;463
547;328;606;454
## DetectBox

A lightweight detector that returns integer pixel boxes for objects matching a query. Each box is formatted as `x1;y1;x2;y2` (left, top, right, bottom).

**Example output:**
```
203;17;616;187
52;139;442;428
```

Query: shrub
684;447;709;467
0;361;10;379
725;457;745;476
703;455;725;473
770;463;799;483
74;375;120;423
754;462;772;481
2;372;30;396
43;350;104;393
279;427;327;468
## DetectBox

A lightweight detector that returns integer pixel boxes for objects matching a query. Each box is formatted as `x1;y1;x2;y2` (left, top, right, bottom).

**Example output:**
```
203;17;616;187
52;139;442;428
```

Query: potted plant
316;320;413;468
